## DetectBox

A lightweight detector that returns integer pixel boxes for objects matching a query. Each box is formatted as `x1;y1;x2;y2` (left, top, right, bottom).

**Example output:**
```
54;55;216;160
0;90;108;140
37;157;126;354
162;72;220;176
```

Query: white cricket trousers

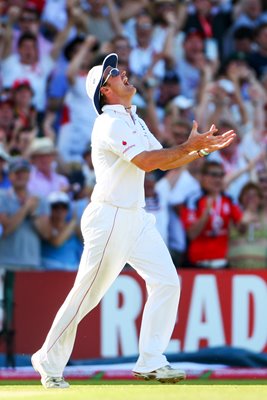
36;202;180;376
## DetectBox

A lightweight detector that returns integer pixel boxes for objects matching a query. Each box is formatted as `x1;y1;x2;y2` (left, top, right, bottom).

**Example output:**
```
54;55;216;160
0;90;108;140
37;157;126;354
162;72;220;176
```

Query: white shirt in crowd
1;54;55;112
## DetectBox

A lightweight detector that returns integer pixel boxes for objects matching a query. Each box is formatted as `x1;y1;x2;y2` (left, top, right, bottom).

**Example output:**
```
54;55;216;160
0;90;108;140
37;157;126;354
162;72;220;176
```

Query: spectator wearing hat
27;137;70;197
68;169;92;222
0;144;11;190
0;156;51;270
12;79;37;132
41;191;82;271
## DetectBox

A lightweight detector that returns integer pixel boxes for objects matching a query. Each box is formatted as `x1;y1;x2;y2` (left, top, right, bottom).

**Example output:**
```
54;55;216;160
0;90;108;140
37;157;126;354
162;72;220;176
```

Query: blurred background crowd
1;0;267;274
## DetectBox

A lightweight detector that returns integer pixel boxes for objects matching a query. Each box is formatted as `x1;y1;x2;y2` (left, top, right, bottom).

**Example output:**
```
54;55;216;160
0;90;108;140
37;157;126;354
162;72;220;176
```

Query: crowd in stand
1;0;267;273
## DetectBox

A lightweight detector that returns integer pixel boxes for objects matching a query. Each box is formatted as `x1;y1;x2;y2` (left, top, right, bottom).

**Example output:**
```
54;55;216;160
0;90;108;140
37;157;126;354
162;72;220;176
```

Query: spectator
208;119;261;201
57;35;98;163
180;160;245;269
174;29;213;101
0;5;77;117
44;35;84;134
247;23;267;78
11;1;52;57
182;0;233;60
80;0;123;44
68;169;91;221
168;120;204;267
44;35;86;139
27;137;69;197
144;169;180;244
0;94;14;145
9;126;37;157
257;167;267;211
232;0;267;31
150;0;186;61
129;11;166;82
41;0;69;34
111;34;132;74
228;181;267;268
11;79;37;132
0;144;11;190
41;191;82;271
155;70;182;122
0;156;50;270
226;25;255;58
81;147;96;195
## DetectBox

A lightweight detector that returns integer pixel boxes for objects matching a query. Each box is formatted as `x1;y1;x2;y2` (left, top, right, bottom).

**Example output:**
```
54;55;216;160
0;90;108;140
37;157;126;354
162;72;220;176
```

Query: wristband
197;149;210;157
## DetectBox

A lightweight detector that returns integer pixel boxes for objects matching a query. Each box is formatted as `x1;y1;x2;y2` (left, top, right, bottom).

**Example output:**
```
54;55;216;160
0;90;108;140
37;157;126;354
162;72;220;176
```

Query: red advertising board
1;269;267;358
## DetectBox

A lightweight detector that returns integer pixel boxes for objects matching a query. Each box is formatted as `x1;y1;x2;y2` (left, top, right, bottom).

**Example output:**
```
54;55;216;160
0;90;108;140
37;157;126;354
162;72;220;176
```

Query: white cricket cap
86;53;118;115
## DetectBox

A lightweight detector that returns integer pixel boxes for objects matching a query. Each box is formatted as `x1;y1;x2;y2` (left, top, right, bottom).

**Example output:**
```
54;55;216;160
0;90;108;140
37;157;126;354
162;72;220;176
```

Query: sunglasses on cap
102;68;120;86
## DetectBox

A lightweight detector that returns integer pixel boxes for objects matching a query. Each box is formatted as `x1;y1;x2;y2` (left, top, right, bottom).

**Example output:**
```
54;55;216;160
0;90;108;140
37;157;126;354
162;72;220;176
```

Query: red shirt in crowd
180;191;243;264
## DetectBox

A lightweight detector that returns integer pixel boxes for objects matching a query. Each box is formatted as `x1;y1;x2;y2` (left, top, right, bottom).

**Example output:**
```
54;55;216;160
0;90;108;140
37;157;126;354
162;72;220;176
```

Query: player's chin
126;84;136;94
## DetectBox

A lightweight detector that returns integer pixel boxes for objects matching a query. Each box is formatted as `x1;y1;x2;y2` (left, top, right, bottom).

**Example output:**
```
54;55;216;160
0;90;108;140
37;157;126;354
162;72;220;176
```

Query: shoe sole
133;372;186;384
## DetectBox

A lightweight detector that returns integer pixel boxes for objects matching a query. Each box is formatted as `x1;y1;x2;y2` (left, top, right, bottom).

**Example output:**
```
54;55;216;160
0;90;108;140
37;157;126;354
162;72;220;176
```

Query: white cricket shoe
133;365;186;384
41;376;70;389
31;352;70;389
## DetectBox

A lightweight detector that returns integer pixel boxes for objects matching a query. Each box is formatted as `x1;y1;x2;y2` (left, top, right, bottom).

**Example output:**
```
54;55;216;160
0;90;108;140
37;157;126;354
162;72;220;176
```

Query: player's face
101;66;136;98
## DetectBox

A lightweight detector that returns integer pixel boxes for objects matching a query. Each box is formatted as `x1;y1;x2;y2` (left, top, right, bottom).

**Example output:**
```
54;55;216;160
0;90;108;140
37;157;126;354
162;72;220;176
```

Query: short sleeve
104;118;150;162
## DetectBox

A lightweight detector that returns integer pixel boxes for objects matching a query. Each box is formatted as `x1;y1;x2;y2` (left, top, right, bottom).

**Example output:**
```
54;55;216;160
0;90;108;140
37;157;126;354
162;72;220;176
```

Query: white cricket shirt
91;104;162;209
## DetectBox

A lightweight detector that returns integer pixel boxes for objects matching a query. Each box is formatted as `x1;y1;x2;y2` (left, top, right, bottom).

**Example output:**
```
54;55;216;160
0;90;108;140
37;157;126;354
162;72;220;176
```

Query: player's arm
131;121;236;172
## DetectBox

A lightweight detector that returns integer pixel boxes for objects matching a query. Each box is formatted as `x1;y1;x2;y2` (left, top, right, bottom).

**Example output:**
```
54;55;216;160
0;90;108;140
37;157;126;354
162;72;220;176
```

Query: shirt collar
102;104;137;115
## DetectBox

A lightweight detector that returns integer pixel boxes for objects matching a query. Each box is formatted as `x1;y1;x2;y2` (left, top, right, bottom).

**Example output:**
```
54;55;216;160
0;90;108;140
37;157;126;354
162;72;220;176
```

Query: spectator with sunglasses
31;53;236;389
180;160;246;269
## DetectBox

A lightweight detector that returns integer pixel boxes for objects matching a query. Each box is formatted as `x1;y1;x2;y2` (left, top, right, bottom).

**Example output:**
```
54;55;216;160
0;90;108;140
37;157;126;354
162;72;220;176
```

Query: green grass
0;381;267;400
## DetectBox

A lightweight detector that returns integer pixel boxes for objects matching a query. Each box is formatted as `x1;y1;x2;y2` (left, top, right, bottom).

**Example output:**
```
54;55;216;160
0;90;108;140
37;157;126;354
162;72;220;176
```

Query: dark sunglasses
102;68;120;86
205;171;225;178
51;202;69;209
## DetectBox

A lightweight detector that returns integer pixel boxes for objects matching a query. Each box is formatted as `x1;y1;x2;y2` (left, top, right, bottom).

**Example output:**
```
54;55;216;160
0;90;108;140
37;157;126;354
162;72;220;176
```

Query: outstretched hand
187;121;236;155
